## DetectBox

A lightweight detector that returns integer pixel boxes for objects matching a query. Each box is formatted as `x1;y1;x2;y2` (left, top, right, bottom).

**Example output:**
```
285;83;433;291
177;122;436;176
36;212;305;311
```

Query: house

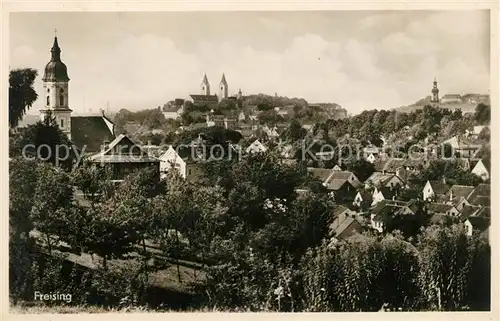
460;205;482;219
206;114;237;130
426;203;460;217
423;179;451;201
363;145;380;163
441;136;483;158
238;111;246;122
353;190;373;209
158;145;205;181
365;172;405;189
70;115;116;155
464;216;490;237
246;139;267;154
441;185;475;210
371;186;398;207
330;211;363;242
369;200;416;233
471;159;490;181
332;164;342;171
466;183;490;207
440;94;463;104
162;99;184;119
307;168;361;202
89;134;160;182
466;125;490;137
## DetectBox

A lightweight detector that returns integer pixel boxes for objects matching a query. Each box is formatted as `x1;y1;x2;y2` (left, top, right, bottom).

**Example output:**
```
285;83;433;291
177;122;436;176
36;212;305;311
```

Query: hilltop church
189;73;242;107
39;36;115;154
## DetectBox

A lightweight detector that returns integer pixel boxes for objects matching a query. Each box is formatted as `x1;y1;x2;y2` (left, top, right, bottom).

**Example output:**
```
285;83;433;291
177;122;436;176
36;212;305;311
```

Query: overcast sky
10;11;490;115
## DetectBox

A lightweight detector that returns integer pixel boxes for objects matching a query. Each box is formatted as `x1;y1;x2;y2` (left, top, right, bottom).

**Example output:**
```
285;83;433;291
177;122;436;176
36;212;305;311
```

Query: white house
246;139;267;154
471;159;490;181
423;180;450;201
158;146;186;179
464;217;490;237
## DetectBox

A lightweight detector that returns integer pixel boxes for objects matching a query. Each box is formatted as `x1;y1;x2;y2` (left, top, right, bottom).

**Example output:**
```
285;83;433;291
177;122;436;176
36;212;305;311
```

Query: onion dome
42;36;70;82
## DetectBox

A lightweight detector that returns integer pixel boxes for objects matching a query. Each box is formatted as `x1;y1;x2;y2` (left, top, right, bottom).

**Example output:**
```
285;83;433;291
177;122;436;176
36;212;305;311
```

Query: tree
281;119;307;142
9;68;38;128
30;163;75;254
343;158;375;182
9;157;39;238
10;110;74;169
417;224;474;310
474;104;490;125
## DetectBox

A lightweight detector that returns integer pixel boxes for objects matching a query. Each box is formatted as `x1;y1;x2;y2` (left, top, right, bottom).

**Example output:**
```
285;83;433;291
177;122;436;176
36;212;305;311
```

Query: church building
40;36;115;155
189;73;229;107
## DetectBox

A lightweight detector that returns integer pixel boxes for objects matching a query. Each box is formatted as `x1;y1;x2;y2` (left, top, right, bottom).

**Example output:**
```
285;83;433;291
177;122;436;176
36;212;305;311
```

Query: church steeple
50;35;62;62
219;73;228;100
41;34;72;139
201;73;210;96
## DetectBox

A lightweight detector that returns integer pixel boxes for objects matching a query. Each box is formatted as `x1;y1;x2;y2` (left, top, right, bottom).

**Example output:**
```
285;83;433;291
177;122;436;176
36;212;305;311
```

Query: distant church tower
40;34;72;139
219;73;228;100
201;73;210;96
431;78;439;103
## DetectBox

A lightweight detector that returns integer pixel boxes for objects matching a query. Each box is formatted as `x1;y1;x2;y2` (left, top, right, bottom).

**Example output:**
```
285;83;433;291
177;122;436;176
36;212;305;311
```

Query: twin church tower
200;72;229;100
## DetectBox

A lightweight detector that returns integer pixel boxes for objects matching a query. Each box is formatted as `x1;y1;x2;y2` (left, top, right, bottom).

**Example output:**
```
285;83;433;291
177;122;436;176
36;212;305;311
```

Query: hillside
396;102;478;114
394;93;487;114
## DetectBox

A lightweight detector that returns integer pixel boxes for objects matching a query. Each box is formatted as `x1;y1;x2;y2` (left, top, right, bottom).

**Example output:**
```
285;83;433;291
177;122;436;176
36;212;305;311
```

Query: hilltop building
431;78;439;103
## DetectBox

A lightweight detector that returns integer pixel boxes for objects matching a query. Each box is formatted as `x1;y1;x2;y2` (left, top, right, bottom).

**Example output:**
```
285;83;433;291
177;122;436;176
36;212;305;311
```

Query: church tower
201;73;210;96
219;73;228;100
431;78;439;103
40;34;72;139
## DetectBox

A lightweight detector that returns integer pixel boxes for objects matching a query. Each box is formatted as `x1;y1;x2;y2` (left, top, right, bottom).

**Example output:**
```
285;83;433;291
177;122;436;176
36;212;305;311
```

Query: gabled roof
466;216;490;231
327;171;361;191
366;172;403;186
190;94;219;102
428;180;451;195
71;116;115;154
332;205;351;218
473;158;490;172
308;168;334;183
466;184;490;204
447;185;475;200
427;203;456;214
332;217;362;239
475;207;490;218
356;190;373;202
460;205;481;219
468;195;490;207
89;134;159;163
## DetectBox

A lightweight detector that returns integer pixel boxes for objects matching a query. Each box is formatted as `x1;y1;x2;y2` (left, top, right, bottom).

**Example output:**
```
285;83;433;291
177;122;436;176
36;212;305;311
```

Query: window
46;96;50;106
60;95;64;106
47;88;50;93
60;119;64;128
60;88;64;93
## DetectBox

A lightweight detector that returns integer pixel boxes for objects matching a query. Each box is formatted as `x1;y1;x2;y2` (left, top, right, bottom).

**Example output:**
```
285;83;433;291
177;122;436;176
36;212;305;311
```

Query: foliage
10;110;74;169
9;68;38;128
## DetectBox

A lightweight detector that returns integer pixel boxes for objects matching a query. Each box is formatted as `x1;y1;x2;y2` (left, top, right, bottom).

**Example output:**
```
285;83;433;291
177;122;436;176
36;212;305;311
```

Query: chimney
449;189;453;201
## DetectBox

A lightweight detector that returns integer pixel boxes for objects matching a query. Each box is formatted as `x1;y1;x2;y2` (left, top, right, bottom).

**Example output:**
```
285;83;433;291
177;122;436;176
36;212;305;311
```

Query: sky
10;11;491;115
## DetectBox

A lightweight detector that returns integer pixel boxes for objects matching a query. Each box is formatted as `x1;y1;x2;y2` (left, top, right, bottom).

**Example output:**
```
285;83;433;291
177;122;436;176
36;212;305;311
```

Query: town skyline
10;11;490;115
